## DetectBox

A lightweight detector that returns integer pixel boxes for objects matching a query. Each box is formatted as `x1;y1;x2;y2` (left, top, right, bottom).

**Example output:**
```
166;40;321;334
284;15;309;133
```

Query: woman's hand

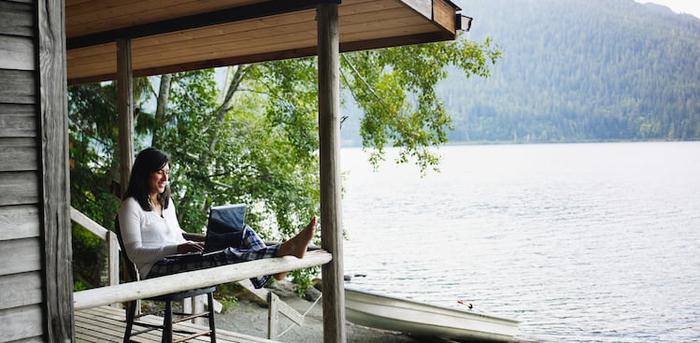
176;241;204;254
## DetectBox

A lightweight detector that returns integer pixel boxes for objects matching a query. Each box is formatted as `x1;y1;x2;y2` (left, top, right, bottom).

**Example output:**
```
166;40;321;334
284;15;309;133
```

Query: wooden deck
75;306;279;343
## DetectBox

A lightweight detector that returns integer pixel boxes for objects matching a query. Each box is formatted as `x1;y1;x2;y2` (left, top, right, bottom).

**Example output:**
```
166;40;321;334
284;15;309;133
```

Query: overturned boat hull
345;288;519;342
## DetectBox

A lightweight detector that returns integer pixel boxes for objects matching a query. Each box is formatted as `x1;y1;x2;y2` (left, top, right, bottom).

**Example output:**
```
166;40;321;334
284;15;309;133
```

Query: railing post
107;231;121;308
194;296;205;325
182;296;207;325
267;292;279;339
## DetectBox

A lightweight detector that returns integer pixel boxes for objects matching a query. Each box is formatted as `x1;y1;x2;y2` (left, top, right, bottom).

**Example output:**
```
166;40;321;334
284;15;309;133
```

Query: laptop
168;203;247;257
207;203;246;235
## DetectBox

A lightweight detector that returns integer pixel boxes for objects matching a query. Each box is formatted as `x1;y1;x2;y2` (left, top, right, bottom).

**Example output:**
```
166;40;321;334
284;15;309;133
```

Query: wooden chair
115;219;217;343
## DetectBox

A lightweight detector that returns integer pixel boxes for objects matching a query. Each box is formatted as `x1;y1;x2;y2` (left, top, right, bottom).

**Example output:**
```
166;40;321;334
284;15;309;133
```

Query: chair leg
162;300;173;343
124;301;136;343
207;292;216;343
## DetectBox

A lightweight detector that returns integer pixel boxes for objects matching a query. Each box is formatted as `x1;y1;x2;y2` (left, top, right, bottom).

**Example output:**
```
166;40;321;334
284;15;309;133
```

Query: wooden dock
75;306;279;343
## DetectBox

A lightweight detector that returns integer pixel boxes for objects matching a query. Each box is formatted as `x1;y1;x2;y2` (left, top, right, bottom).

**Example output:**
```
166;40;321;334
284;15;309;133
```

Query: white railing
70;207;120;289
72;251;331;310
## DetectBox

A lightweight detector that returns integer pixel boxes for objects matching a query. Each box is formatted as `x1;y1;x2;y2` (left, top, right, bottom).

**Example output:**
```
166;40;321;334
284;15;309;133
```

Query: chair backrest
114;216;140;282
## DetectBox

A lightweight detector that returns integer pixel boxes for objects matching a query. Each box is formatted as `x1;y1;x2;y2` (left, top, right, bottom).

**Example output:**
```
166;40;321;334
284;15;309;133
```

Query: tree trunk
152;73;173;147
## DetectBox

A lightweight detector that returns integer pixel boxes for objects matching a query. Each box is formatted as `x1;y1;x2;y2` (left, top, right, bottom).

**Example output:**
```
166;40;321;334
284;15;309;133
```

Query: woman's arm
182;232;206;242
166;200;206;243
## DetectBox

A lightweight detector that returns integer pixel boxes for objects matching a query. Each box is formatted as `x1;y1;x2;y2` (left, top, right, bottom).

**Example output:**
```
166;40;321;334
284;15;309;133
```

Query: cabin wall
0;1;44;341
0;0;72;341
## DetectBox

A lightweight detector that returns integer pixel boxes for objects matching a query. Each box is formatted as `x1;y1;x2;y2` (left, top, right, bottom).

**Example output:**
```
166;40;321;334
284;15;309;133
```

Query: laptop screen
207;203;246;234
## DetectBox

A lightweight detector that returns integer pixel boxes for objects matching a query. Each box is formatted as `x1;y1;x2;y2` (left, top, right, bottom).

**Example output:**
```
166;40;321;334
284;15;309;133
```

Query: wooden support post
117;37;136;313
317;4;346;343
38;0;74;340
117;38;134;195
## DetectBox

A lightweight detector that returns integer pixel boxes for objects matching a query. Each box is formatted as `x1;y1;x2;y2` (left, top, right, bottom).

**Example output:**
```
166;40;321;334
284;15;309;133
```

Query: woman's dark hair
123;147;171;211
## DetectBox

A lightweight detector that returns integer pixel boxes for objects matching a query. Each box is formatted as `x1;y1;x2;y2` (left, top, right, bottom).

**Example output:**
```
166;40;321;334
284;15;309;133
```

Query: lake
341;141;700;342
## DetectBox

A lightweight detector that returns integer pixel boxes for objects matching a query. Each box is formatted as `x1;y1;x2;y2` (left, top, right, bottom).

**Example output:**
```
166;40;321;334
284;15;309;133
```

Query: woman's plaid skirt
147;225;279;288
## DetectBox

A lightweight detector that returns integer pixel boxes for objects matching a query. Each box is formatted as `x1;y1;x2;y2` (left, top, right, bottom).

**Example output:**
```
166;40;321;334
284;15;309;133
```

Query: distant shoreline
340;138;700;148
443;138;700;146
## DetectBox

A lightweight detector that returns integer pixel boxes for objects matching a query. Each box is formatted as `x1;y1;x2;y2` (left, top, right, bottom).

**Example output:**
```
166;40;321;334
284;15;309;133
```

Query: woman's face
148;163;170;195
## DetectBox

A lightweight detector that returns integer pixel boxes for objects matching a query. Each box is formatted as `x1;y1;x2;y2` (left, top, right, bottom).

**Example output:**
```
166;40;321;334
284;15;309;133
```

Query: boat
345;288;519;342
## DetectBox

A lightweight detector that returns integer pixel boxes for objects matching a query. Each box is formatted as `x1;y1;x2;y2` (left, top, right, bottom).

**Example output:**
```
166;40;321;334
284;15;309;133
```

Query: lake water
340;142;700;342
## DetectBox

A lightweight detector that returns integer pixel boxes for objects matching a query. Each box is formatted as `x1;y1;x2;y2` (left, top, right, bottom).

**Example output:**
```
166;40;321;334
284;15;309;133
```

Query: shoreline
340;138;700;149
215;285;422;343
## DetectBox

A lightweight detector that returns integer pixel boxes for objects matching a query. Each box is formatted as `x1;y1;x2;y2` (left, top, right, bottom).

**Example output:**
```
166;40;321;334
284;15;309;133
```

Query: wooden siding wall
0;1;45;342
1;0;73;341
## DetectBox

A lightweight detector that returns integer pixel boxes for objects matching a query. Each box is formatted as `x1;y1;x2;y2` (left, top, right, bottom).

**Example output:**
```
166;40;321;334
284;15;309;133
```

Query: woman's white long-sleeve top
118;197;187;278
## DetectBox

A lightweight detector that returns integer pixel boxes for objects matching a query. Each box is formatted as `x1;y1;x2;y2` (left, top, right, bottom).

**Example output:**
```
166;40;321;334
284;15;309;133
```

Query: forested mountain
343;0;700;144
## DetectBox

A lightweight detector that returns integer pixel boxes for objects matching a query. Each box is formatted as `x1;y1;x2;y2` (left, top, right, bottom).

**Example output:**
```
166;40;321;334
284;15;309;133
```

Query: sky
635;0;700;18
451;0;700;19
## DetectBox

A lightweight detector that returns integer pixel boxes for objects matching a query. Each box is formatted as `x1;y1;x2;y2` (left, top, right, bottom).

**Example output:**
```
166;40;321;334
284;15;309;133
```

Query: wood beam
117;39;134;195
73;250;332;310
67;31;454;85
67;0;341;49
37;0;74;340
317;4;346;343
432;0;457;33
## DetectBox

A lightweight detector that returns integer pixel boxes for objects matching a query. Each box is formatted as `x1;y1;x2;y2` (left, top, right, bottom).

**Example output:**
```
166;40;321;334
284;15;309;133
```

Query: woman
118;147;316;288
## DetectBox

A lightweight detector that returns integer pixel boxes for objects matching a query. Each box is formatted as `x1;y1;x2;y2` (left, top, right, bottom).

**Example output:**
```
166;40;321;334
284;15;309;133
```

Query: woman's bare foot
274;217;317;280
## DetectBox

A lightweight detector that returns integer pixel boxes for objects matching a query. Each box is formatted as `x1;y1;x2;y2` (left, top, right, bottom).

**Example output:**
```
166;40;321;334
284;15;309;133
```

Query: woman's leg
147;218;317;287
275;217;316;259
271;217;317;280
228;219;317;261
239;224;269;250
147;247;275;288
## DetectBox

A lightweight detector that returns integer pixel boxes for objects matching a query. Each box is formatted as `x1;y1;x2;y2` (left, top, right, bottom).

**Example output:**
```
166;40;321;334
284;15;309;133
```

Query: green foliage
290;266;320;296
68;83;118;290
341;36;500;171
71;225;105;290
68;36;499;288
213;283;240;313
218;296;239;314
156;68;320;237
73;279;91;292
68;79;152;289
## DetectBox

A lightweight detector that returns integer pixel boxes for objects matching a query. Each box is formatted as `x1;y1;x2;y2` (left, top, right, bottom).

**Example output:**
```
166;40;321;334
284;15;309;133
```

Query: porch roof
66;0;465;84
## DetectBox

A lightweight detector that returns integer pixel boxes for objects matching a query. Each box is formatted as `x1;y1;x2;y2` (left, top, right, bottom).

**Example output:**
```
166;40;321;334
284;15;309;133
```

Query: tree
340;37;499;170
68;35;500;289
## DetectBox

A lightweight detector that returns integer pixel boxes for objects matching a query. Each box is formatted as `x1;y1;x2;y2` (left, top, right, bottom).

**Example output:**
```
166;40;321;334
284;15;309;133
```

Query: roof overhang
66;0;465;84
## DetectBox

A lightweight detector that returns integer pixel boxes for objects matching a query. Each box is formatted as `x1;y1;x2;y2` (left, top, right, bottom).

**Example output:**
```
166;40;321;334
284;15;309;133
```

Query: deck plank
75;312;150;342
75;305;280;343
76;310;190;343
75;311;196;343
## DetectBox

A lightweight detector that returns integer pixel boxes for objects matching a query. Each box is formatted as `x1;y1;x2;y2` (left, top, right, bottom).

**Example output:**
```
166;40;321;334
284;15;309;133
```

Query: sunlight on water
341;142;700;342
